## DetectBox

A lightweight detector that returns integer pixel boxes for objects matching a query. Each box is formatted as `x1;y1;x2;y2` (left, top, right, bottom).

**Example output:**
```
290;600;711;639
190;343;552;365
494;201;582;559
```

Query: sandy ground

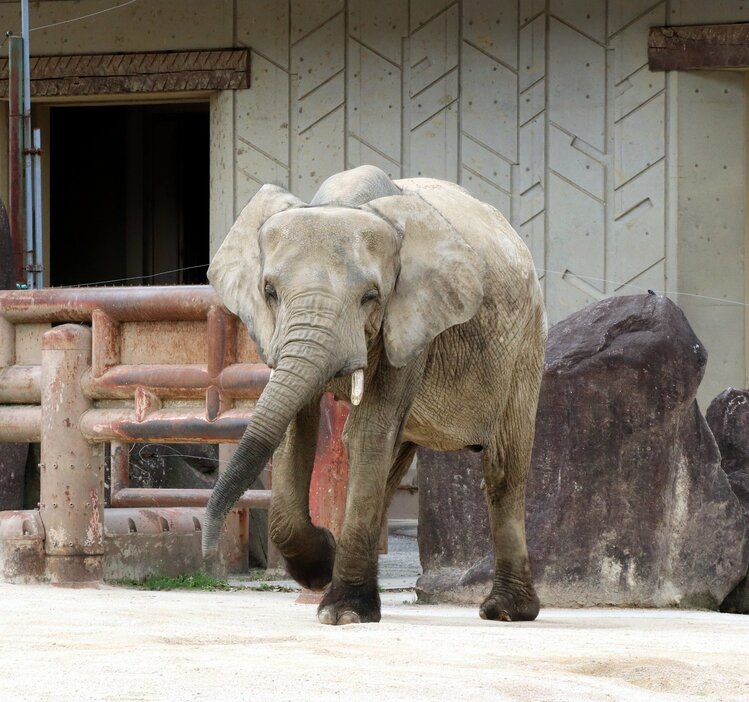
1;583;748;702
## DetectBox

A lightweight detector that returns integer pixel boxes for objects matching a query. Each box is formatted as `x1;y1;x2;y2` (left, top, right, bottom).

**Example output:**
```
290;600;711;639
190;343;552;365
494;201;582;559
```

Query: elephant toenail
318;608;336;625
337;611;361;625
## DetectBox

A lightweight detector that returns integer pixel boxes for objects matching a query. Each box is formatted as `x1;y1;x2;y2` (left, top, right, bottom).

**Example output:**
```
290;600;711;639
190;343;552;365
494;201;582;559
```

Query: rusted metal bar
0;405;41;441
83;364;208;397
133;386;161;422
218;363;271;396
91;309;120;376
0;286;222;323
0;509;45;581
0;364;40;403
206;305;235;420
111;487;271;510
104;507;206;535
0;317;15;367
80;408;252;443
81;362;269;400
0;509;44;540
109;441;130;497
8;36;24;284
40;324;104;584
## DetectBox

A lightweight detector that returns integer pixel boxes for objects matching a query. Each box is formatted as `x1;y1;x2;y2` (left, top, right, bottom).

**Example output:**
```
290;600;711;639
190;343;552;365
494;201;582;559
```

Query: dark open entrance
50;103;209;286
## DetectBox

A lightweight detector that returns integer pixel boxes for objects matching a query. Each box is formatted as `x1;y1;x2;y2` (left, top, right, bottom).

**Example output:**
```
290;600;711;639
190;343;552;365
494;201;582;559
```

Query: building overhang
649;23;749;71
0;48;250;98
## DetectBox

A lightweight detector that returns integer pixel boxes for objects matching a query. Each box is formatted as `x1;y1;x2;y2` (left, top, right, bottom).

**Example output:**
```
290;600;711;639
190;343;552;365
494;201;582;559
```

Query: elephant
202;165;547;625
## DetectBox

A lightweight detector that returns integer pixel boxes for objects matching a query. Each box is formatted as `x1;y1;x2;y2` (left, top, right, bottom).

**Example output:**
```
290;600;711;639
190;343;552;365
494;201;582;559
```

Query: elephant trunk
201;306;340;559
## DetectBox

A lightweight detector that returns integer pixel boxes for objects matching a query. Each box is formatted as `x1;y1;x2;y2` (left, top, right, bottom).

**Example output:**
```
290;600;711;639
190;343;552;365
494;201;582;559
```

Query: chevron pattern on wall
232;0;677;326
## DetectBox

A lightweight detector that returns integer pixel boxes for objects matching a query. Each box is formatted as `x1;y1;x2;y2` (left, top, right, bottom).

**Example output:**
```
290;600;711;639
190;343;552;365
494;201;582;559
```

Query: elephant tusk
269;368;275;381
351;369;364;406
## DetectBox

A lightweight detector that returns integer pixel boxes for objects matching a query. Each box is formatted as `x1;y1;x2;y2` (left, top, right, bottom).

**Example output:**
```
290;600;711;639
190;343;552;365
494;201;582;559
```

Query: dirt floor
1;583;748;702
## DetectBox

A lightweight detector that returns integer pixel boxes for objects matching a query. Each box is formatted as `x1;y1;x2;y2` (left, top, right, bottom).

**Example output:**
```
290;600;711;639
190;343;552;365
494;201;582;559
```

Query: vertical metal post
32;129;43;289
21;0;33;289
7;36;24;284
40;324;104;584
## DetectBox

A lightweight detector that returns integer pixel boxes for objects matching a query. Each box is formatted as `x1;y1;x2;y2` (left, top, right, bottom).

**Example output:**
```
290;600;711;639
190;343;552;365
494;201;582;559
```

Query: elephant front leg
317;429;392;625
268;398;335;591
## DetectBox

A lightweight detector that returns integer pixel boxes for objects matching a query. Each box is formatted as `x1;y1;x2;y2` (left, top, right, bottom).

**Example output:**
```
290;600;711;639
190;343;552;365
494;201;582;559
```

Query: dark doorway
50;103;209;286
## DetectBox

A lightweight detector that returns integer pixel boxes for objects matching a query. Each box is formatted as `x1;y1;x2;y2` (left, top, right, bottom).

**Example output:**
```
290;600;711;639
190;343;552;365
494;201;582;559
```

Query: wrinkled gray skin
203;165;546;625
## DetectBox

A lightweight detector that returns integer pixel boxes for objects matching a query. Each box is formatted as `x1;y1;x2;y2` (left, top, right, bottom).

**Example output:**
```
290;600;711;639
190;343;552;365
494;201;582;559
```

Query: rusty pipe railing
0;287;275;583
0;286;221;322
0;285;351;584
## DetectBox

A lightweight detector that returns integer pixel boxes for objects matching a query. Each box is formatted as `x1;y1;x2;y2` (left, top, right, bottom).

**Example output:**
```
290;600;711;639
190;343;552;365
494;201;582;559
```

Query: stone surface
706;388;749;613
417;294;749;609
416;448;489;601
0;197;28;511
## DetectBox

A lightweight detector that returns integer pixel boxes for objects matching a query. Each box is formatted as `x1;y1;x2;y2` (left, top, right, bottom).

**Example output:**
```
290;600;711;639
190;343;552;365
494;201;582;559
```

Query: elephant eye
264;283;277;301
361;288;379;305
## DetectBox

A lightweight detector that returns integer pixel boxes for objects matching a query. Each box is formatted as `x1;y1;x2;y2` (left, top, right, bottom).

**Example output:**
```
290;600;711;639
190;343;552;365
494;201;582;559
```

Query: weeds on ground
111;573;232;591
248;583;296;593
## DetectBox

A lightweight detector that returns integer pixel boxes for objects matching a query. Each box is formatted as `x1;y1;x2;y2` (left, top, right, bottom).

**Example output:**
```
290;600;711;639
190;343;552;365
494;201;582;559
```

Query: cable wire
29;0;138;33
43;262;749;309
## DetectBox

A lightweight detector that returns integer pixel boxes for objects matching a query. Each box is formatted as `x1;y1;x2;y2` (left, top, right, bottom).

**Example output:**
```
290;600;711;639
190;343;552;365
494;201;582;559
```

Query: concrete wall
0;0;747;403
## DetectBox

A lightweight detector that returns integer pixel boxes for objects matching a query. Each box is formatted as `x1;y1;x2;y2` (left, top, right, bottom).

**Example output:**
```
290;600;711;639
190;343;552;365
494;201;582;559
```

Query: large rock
416;448;489;600
417;294;749;609
706;389;749;613
0;196;28;511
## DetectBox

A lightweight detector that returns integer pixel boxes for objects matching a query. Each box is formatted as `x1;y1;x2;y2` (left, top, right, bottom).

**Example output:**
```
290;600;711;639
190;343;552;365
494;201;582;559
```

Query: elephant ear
208;185;305;361
364;193;485;368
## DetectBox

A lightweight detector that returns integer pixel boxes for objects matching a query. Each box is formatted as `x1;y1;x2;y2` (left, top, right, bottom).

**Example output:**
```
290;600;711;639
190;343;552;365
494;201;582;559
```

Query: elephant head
201;173;485;557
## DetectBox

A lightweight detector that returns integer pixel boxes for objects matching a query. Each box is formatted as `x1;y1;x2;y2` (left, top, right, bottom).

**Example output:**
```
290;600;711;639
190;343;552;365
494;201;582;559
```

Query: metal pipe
81;362;269;400
32;129;42;289
0;405;41;441
218;363;271;395
0;286;223;322
79;407;252;443
104;507;207;536
109;441;130;497
82;364;210;398
21;0;32;289
40;324;104;584
111;487;271;510
0;364;41;403
0;317;15;367
8;37;24;284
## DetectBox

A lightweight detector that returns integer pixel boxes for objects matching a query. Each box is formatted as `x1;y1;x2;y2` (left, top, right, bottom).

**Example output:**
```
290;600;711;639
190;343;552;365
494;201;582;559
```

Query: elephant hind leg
479;357;542;622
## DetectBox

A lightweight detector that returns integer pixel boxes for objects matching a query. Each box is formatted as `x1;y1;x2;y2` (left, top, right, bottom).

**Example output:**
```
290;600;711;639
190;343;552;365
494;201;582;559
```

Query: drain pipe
21;0;34;289
32;128;42;289
7;35;24;285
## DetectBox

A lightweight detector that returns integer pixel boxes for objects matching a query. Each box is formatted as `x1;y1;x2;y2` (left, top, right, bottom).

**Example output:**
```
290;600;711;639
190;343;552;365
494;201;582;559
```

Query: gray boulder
417;294;749;609
0;196;28;511
706;388;749;613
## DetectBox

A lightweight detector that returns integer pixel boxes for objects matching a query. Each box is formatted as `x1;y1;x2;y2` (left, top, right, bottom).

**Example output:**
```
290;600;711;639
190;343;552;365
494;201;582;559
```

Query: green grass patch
248;583;296;593
111;573;232;591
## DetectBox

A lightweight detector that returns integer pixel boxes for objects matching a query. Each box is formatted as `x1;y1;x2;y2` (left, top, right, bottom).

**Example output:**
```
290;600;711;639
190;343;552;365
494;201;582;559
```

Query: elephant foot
479;586;539;622
283;526;336;592
317;580;381;625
